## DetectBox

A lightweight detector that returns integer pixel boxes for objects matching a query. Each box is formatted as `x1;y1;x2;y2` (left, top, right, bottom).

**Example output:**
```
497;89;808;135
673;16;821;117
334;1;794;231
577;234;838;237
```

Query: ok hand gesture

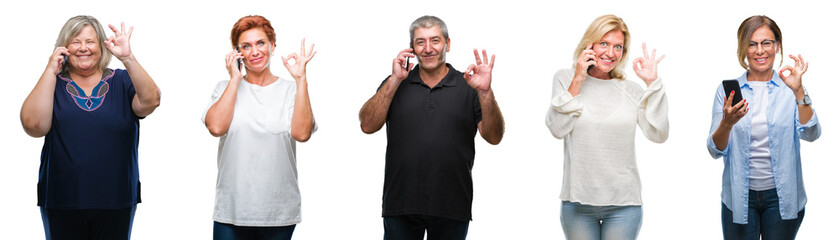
632;43;665;86
282;39;317;82
778;54;809;93
464;48;495;93
104;22;134;62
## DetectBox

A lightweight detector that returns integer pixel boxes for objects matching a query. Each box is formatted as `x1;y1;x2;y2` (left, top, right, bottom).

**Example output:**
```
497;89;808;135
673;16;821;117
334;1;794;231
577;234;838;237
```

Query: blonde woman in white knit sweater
545;14;669;240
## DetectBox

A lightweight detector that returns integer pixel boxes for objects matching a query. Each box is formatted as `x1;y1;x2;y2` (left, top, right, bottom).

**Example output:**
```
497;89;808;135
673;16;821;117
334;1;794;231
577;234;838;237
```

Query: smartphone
61;54;69;73
406;42;413;71
235;47;243;70
586;44;595;71
722;80;743;107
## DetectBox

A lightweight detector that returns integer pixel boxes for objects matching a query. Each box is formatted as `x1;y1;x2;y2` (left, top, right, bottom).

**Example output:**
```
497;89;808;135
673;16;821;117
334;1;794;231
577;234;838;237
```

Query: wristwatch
796;94;811;106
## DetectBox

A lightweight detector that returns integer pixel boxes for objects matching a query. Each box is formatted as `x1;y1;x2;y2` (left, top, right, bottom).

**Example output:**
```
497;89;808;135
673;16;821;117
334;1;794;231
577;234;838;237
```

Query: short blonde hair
55;15;111;73
572;14;631;80
737;15;783;70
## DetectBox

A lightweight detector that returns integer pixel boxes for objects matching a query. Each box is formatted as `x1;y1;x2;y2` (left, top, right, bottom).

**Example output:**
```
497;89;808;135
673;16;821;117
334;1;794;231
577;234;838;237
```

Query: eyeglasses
748;40;776;51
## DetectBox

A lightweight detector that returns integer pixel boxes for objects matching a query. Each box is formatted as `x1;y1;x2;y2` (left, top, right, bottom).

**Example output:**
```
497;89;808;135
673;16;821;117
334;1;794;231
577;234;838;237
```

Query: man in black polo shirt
359;15;505;240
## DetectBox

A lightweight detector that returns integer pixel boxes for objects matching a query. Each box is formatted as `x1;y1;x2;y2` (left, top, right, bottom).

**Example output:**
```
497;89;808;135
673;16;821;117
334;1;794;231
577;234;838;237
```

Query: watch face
798;95;811;105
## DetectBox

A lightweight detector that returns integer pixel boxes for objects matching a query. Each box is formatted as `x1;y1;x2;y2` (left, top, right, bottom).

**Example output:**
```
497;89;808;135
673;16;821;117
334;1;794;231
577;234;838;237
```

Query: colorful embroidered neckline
58;69;115;111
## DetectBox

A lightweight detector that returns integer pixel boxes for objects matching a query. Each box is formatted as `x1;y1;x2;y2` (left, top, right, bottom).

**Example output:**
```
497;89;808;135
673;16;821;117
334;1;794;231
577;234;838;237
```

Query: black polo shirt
377;63;482;222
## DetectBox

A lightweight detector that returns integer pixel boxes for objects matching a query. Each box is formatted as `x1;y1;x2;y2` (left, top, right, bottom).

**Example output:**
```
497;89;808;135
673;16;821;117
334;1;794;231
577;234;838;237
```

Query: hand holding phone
226;48;245;80
576;43;596;75
392;48;414;82
720;79;749;128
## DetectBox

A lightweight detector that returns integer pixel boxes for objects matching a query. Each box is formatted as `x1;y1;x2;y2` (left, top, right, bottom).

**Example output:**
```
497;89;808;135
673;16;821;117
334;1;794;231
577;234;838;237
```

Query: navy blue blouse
38;68;141;209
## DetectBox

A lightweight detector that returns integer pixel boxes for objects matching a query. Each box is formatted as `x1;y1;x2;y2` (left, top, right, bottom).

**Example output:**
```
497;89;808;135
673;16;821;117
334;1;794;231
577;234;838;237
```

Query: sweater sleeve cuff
639;78;664;108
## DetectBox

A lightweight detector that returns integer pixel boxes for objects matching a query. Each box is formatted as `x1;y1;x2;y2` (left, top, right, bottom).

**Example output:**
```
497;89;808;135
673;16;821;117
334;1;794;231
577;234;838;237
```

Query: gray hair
409;15;449;43
55;15;111;73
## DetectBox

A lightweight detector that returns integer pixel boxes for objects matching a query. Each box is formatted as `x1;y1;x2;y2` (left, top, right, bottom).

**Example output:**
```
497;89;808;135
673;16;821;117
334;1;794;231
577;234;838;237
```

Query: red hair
230;15;276;49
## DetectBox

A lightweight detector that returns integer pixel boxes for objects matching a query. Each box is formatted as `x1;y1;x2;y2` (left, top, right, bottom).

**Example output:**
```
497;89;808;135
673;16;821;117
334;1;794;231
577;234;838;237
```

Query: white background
1;0;835;239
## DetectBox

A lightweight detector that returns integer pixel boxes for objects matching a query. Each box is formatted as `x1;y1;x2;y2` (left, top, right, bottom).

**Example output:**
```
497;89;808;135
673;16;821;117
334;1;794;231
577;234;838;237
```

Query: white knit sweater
545;69;669;206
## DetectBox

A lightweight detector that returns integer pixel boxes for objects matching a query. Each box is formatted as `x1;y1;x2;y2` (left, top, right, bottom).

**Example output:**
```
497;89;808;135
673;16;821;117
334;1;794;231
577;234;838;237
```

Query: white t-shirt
747;81;774;191
202;78;316;226
546;69;669;206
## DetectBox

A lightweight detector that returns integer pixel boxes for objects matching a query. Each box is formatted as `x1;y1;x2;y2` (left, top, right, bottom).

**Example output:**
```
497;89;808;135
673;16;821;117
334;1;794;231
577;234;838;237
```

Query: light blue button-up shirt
706;71;821;224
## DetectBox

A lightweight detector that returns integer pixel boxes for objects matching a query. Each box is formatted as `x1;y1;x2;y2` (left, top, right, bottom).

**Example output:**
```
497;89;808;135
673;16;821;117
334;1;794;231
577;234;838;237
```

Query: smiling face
588;29;624;79
237;28;275;72
412;25;450;72
747;25;777;73
66;25;101;74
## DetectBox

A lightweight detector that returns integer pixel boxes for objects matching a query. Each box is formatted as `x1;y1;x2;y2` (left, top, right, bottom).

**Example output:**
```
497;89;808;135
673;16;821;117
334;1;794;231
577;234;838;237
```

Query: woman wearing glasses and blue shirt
707;15;820;240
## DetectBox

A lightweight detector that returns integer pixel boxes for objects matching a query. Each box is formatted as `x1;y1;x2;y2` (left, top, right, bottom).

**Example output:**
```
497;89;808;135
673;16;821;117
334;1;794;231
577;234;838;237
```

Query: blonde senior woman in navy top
21;15;160;240
707;15;820;240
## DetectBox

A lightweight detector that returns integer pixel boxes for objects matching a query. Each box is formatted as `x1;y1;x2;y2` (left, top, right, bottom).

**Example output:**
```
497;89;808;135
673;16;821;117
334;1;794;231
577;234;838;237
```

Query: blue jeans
722;188;804;240
40;205;137;240
560;201;642;240
383;215;469;240
213;222;296;240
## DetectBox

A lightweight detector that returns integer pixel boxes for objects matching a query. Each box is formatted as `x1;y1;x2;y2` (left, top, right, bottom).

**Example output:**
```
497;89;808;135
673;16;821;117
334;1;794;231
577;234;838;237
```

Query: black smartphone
586;44;595;71
406;42;414;71
722;80;743;107
235;47;243;70
61;54;69;73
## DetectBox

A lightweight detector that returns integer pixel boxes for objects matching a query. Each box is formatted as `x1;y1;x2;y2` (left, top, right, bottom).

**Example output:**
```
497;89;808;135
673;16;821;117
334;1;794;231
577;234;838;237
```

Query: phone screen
722;80;743;107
